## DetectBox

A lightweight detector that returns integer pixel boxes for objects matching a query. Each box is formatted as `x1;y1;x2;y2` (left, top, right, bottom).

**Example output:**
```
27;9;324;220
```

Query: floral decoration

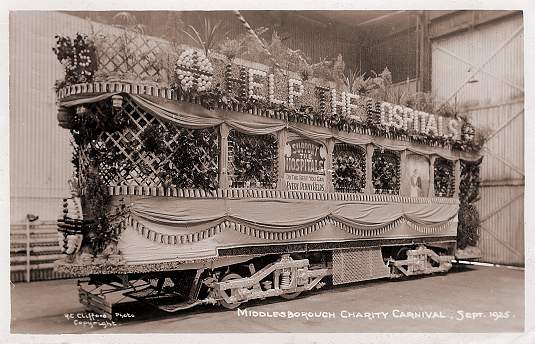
54;28;486;153
228;130;278;188
140;123;219;189
175;49;214;92
434;158;455;197
372;149;400;194
52;33;98;87
333;145;366;193
457;159;482;249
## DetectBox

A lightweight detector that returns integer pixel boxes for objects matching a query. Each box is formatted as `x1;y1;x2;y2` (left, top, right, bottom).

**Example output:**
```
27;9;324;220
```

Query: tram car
53;31;483;317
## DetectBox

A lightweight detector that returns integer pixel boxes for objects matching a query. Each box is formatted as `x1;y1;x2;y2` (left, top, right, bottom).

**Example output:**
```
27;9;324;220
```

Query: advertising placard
284;139;326;192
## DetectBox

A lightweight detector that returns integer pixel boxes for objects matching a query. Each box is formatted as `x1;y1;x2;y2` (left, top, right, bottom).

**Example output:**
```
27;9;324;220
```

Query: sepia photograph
4;1;532;343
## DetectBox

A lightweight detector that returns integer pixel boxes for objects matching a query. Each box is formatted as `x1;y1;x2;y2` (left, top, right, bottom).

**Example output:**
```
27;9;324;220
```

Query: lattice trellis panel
333;143;366;193
227;129;278;189
372;149;401;194
434;158;455;198
92;28;173;84
78;96;219;189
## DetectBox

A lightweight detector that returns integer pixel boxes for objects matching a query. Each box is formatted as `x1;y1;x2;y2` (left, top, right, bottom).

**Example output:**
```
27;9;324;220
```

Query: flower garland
52;33;98;88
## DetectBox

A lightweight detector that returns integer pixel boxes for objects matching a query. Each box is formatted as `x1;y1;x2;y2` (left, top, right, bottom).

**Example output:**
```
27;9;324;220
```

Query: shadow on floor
110;264;479;324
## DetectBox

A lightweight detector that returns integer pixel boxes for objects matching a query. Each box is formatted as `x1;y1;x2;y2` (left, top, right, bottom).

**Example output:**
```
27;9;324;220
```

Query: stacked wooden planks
10;221;71;282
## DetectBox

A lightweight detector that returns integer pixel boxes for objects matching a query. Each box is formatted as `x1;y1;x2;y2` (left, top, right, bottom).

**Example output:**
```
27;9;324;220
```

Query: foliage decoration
228;130;278;188
361;68;393;101
333;145;366;193
434;158;455;197
451;121;488;152
52;33;98;88
343;68;368;94
54;23;486;152
182;17;228;57
457;202;480;249
311;58;335;81
111;12;147;80
81;164;121;255
219;37;245;61
332;54;345;84
456;159;483;249
140;123;219;190
67;101;133;255
372;149;400;194
459;159;482;204
69;98;219;254
90;12;169;84
112;11;146;33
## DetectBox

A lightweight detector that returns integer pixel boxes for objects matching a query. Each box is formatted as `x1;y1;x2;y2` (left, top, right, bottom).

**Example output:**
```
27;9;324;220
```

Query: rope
233;10;282;70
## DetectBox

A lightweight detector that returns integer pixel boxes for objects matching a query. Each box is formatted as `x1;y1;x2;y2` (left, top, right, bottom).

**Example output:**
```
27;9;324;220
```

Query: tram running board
78;280;140;319
125;287;202;313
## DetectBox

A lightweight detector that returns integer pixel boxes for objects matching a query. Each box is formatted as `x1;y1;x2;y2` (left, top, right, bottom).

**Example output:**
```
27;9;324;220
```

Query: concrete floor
10;264;524;333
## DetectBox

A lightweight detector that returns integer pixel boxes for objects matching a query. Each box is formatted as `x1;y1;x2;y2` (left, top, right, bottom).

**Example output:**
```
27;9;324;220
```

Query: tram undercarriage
77;242;455;318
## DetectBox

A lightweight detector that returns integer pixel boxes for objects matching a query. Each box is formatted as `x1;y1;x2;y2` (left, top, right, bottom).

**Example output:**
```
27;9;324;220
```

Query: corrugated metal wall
431;13;524;266
10;12;97;224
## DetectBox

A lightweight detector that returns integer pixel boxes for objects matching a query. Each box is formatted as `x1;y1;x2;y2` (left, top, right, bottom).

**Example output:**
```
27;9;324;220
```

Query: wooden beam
218;123;230;189
484;147;524;177
480;191;524;223
365;144;374;194
416;11;432;92
400;150;409;196
356;11;406;27
325;139;335;193
479;223;523;259
428;155;436;197
429;10;521;40
453;160;461;198
480;179;524;187
277;129;288;190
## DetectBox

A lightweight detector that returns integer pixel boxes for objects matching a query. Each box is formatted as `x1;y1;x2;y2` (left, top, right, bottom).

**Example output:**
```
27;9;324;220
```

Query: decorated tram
53;24;484;317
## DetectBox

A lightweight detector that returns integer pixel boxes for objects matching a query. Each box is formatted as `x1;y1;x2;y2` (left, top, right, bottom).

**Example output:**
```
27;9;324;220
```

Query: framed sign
284;139;327;192
404;153;430;197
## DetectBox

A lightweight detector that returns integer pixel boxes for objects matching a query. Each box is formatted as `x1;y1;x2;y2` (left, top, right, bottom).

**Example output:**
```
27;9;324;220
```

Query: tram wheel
218;273;243;310
395;246;411;260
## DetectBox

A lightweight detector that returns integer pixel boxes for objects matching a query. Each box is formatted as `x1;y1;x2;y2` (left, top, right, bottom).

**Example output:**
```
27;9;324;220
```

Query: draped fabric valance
112;195;460;264
60;92;482;162
129;196;459;236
